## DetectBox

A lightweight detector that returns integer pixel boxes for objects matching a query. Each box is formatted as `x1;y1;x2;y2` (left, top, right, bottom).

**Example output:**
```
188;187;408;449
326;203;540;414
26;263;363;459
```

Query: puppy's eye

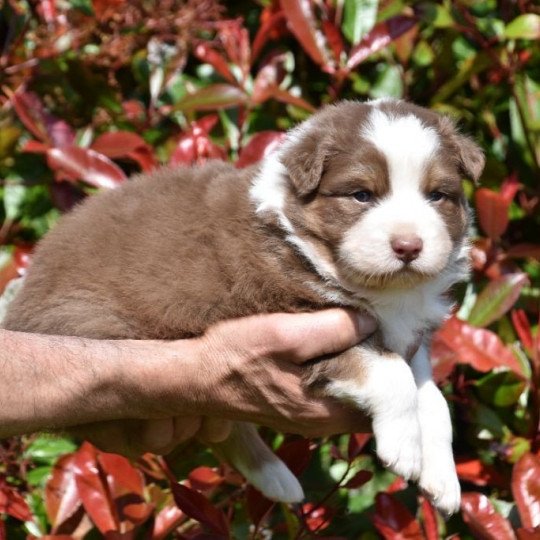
353;190;373;203
427;191;447;202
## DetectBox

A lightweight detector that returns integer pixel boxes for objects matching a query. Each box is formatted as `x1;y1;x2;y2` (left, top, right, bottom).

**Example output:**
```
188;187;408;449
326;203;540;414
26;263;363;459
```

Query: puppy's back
3;162;246;338
3;161;326;339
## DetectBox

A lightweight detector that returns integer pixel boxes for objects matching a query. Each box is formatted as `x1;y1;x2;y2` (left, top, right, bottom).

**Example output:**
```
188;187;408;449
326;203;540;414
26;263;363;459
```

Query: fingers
197;417;233;443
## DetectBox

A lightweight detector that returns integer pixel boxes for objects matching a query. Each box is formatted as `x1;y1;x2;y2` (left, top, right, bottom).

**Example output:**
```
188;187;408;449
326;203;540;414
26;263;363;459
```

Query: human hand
75;309;376;456
186;308;377;438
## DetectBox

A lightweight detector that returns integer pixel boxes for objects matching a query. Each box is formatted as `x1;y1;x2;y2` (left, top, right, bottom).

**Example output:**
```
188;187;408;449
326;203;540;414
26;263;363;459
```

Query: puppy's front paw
420;459;461;515
374;412;422;481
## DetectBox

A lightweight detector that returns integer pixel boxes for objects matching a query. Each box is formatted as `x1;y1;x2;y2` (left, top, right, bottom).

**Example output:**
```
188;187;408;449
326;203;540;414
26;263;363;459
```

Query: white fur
328;348;422;480
339;109;451;280
411;345;461;515
248;101;467;513
250;153;341;283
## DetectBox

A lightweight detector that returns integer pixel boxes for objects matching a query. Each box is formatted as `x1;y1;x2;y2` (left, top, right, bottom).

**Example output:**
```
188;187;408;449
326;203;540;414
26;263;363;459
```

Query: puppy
2;99;484;514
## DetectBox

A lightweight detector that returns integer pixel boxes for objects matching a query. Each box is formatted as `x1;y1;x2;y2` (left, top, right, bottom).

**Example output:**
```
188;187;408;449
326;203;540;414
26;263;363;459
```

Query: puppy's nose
391;235;423;263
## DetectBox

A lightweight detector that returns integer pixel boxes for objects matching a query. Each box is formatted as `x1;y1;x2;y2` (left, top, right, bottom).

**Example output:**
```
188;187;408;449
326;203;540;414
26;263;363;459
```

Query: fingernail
357;313;377;336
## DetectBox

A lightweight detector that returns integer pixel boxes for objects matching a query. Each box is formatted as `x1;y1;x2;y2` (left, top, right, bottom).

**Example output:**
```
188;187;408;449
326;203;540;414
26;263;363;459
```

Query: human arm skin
0;309;376;455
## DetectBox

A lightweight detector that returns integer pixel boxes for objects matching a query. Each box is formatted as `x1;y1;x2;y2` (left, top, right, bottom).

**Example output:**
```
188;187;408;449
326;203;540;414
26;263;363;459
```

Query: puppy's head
251;99;484;290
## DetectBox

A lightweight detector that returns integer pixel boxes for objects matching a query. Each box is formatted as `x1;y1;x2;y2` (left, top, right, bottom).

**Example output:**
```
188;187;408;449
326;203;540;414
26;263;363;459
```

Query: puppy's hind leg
211;421;304;503
411;345;460;515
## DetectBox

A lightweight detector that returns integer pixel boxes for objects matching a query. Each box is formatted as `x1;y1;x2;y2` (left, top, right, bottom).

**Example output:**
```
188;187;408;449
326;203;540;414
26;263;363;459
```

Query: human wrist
120;338;211;419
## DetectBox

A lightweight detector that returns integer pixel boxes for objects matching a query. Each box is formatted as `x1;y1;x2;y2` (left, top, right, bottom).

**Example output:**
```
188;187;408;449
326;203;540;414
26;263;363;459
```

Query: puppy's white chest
368;287;450;357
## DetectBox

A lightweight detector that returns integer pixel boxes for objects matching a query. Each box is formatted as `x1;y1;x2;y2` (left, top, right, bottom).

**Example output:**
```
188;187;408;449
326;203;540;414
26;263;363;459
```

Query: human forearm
0;330;193;437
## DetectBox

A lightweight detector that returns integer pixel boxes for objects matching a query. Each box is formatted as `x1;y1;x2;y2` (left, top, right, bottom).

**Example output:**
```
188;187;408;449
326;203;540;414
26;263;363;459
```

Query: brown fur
2;100;482;435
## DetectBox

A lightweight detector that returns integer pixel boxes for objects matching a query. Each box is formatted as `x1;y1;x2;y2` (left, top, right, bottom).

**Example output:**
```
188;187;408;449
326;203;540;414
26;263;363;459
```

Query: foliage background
1;0;539;538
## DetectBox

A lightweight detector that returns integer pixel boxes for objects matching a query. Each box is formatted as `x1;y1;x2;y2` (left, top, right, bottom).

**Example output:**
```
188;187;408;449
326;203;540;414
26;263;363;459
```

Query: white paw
374;413;422;481
245;458;305;503
420;459;461;515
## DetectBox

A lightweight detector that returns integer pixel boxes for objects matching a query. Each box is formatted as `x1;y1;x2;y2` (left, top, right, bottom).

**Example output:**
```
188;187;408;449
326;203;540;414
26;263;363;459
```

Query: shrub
1;0;539;538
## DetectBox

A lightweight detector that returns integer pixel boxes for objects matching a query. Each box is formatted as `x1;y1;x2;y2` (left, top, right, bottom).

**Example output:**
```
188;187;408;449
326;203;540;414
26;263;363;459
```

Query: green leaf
505;14;540;40
24;436;77;464
369;64;403;99
343;0;379;45
468;273;528;327
3;183;26;221
175;84;248;112
475;371;527;407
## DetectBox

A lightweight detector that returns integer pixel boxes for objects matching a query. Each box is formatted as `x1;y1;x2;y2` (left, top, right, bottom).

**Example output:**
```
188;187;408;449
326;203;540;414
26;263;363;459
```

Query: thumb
268;309;377;364
212;309;376;364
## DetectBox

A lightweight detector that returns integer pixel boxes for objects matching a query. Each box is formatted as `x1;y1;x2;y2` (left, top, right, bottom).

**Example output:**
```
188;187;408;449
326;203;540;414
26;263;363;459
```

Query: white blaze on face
339;108;453;278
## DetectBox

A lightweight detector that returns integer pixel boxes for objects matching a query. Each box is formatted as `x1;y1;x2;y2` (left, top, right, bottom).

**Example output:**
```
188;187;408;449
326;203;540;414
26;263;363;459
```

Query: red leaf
252;53;288;104
246;485;275;529
176;84;247;112
322;20;345;64
11;91;74;146
45;454;81;530
236;131;285;168
152;503;185;540
170;483;228;537
432;316;524;377
456;459;507;488
280;0;333;70
98;453;145;497
72;443;119;534
372;493;423;540
188;467;224;492
193;43;236;84
386;477;408;493
517;527;540;540
475;188;510;240
22;140;50;153
512;453;540;528
11;91;52;143
271;88;316;111
348;433;372;461
91;132;156;172
0;479;33;522
420;498;438;540
500;173;520;204
461;492;516;540
214;20;251;81
276;438;312;476
511;310;534;353
345;470;373;489
302;503;334;532
347;16;417;71
0;257;18;295
507;243;540;260
170;115;226;165
252;10;287;61
47;147;127;189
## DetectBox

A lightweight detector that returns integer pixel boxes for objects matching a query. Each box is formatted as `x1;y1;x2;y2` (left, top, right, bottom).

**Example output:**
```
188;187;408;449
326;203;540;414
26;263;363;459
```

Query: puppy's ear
279;129;330;196
439;116;485;184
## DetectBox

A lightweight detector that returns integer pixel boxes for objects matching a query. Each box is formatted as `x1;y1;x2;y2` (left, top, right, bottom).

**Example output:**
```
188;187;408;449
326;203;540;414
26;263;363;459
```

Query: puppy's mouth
343;264;436;290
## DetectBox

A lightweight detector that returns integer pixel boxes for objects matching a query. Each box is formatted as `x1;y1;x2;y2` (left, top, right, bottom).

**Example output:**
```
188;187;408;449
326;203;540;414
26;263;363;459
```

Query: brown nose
391;235;423;263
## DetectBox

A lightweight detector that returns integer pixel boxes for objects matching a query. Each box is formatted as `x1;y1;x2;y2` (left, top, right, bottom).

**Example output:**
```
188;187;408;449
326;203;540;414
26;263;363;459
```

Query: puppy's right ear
279;129;329;197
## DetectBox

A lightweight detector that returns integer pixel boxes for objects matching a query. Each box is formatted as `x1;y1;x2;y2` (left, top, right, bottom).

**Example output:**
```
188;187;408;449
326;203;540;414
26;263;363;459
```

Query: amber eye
353;190;373;203
428;191;447;202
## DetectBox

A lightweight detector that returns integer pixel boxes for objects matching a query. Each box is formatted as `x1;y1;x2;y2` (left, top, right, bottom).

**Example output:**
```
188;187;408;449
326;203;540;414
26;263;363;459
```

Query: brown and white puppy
2;99;483;514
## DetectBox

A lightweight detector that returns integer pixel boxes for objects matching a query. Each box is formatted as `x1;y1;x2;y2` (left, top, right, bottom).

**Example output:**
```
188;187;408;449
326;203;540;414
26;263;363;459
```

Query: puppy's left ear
439;116;485;184
279;129;330;197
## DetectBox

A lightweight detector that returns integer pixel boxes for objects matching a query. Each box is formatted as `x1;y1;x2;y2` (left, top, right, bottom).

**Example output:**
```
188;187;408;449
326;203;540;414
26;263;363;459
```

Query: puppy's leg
411;345;460;515
211;421;304;503
310;346;422;481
